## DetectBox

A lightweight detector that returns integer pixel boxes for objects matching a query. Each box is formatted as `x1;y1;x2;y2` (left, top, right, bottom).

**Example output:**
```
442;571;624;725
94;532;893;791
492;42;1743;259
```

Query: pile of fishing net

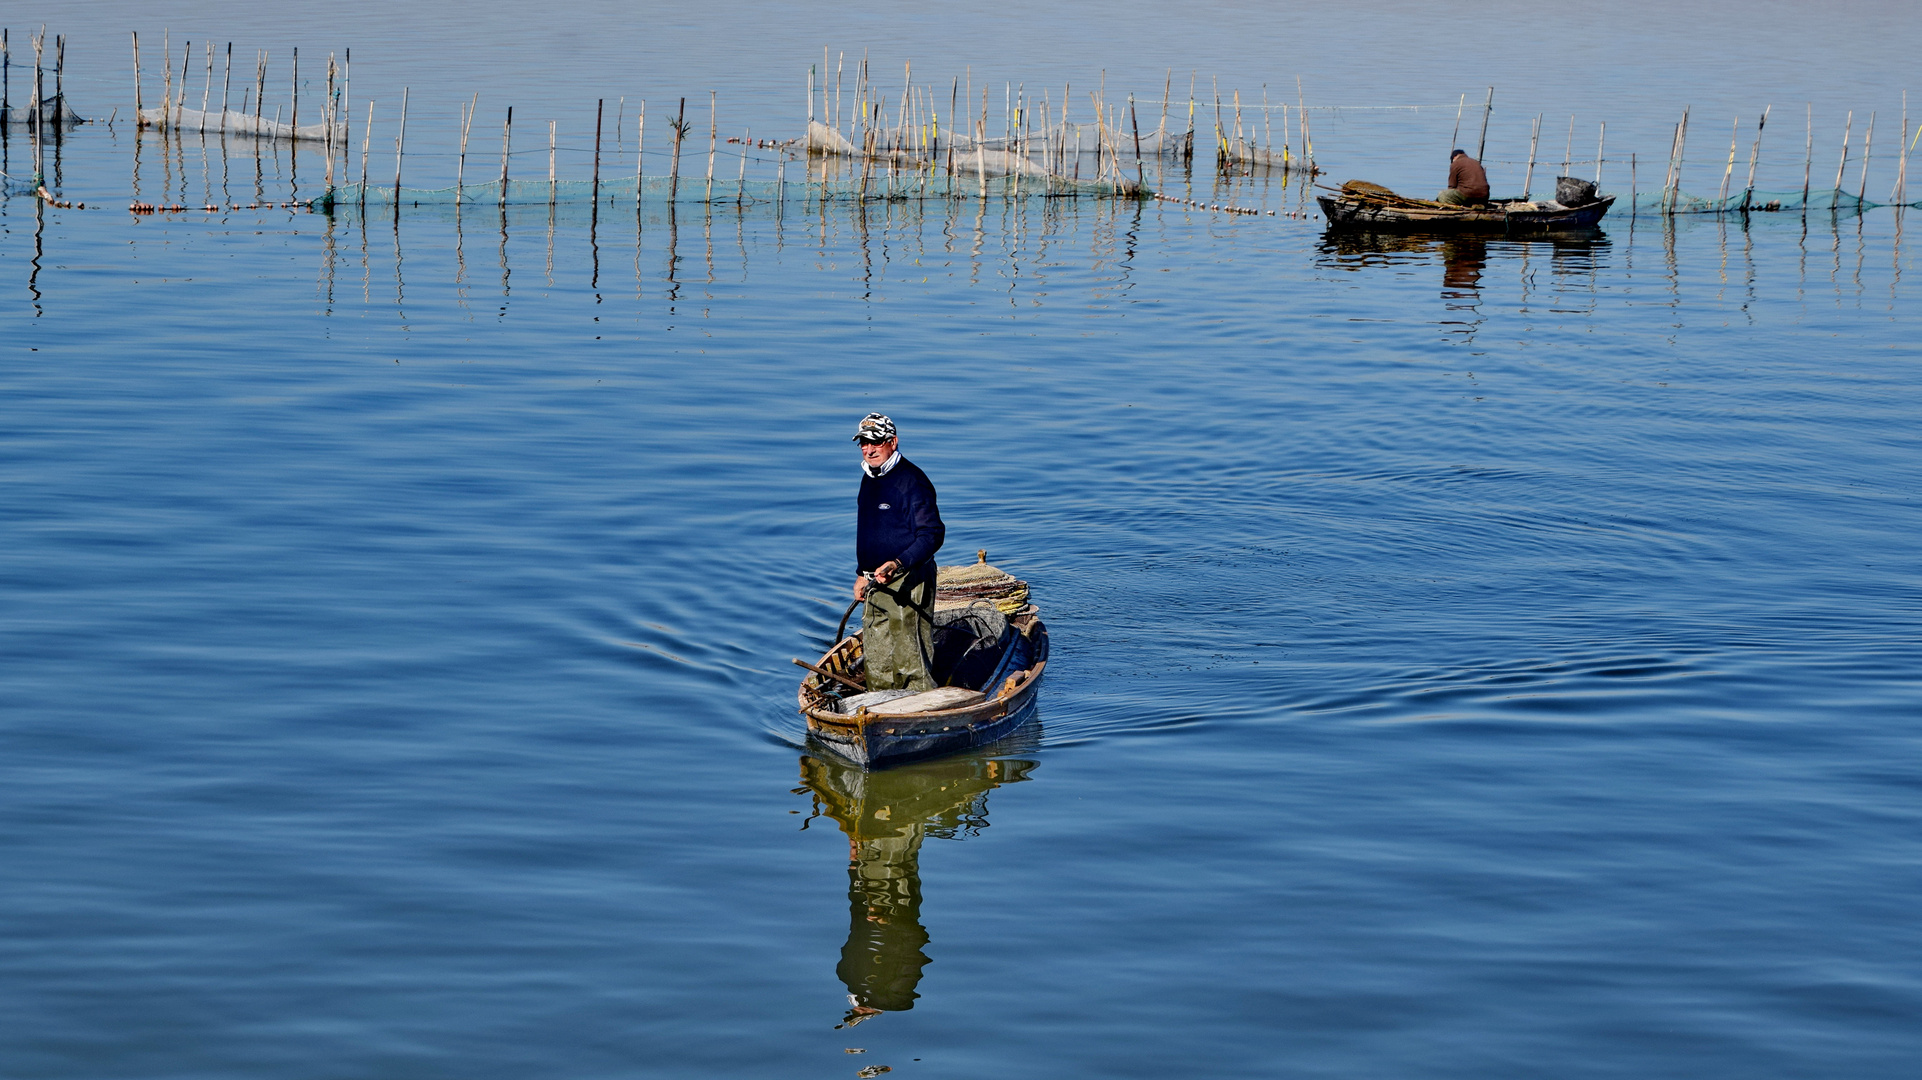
936;551;1031;615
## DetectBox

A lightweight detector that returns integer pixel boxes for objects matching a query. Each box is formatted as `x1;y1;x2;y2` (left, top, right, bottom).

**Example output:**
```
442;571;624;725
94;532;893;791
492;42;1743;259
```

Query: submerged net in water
310;168;1144;214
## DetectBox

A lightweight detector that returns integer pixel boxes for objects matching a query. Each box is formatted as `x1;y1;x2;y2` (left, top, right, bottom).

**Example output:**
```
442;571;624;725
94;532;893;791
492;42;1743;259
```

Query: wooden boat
797;604;1049;769
1319;180;1615;233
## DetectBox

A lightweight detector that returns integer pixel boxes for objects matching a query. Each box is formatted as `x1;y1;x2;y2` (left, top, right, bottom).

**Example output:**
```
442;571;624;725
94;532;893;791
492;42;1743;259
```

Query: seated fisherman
850;413;946;693
1438;149;1490;205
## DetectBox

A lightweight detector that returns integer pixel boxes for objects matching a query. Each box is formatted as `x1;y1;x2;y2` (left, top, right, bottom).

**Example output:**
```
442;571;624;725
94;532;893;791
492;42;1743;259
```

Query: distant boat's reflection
797;732;1040;1028
1316;229;1610;337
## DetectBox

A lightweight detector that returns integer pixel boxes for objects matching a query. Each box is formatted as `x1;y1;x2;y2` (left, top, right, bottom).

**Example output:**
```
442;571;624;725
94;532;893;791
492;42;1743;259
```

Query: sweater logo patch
878;502;892;509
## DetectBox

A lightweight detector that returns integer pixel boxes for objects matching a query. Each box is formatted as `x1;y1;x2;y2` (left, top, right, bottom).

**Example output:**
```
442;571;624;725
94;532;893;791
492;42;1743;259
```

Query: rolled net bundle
936;551;1031;615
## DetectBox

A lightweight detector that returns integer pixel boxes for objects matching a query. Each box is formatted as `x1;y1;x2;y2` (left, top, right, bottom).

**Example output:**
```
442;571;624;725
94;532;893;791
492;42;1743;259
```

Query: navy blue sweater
857;458;945;573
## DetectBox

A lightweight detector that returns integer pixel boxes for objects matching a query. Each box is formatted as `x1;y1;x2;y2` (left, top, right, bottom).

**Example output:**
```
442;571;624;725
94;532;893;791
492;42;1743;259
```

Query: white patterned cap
852;413;897;443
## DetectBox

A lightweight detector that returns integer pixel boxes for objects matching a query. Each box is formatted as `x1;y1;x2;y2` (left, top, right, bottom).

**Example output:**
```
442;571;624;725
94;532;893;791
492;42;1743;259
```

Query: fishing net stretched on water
1617;187;1920;215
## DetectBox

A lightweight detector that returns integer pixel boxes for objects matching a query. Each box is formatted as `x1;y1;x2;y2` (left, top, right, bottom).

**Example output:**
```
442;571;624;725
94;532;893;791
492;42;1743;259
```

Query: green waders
863;561;937;693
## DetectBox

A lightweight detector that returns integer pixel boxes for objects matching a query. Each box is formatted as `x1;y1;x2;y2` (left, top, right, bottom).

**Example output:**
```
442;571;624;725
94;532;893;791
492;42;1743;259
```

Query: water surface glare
6;5;1922;1078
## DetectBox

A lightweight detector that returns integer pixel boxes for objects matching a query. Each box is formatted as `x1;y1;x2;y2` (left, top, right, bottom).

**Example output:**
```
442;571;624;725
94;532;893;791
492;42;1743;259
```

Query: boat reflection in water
1317;229;1611;337
797;734;1039;1028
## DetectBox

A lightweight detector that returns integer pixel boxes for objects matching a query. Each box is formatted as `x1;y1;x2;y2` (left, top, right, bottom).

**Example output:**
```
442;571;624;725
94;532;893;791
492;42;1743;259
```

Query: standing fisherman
851;413;945;692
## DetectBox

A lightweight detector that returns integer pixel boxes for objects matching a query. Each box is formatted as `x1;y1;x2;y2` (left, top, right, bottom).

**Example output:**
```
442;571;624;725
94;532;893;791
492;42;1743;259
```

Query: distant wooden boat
797;605;1048;769
1319;180;1615;233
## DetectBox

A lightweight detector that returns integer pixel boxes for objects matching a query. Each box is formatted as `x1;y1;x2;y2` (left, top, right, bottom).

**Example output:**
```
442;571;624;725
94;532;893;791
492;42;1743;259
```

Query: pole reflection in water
796;736;1039;1029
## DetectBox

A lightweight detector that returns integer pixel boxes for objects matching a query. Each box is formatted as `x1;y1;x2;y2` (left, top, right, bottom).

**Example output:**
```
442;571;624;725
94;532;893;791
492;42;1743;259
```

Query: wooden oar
793;656;866;693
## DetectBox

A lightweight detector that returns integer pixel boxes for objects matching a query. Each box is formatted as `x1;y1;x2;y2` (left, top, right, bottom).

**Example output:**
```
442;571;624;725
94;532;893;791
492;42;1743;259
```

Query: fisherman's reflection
1439;235;1487;295
798;743;1038;1028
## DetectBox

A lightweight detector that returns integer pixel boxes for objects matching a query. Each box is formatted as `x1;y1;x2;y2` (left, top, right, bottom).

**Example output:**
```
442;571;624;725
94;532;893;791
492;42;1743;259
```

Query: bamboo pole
1212;77;1224;159
977;88;988;197
1893;92;1910;206
1185;71;1195;161
342;49;351;160
1803;103;1813;207
547;119;556;204
200;41;212;131
1160;69;1171;146
162;30;171;129
1741;107;1767;210
30;30;42;174
1834;110;1853;196
291;47;298;135
947;77;958;175
1523;113;1540;199
30;31;41;180
1475;86;1493;163
635;101;645;213
393;86;407;217
1564;114;1575;177
1233;87;1243;159
1299;76;1314;169
360;99;374;208
592;97;604;225
737;125;748;204
1130;93;1145;193
499;105;512;208
1661;120;1679;214
1596;121;1605;188
1263;85;1272;157
131;31;141;122
223;43;231;120
178;42;191;124
325;57;337;188
706;91;716;203
1718;116;1739;205
669;97;685;201
254;50;266;129
456;92;476;202
1858;111;1875;204
1450;92;1464;152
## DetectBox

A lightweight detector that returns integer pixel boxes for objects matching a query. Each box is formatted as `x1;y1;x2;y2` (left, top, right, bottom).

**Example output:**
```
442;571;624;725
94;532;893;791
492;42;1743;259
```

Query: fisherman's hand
853;576;870;602
873;560;902;585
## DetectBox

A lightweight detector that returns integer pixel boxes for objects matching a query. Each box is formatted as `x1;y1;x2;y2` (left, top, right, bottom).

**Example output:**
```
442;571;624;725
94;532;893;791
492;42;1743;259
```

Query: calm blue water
6;4;1922;1078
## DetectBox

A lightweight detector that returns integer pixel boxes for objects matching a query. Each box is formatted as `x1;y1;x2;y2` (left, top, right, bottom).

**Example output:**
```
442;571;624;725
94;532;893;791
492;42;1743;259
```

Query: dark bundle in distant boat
1556;176;1598;207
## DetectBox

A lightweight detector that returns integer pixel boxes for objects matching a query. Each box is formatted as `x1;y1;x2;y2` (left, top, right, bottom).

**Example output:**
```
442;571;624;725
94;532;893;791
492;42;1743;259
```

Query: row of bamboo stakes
3;27;82;200
2;27;78;126
1443;88;1917;214
803;50;1317;177
35;31;1922;220
1653;97;1916;213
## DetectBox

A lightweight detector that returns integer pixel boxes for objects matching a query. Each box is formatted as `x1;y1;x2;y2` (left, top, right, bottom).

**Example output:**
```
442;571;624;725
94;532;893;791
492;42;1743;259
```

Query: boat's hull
1319;194;1615;233
800;616;1049;768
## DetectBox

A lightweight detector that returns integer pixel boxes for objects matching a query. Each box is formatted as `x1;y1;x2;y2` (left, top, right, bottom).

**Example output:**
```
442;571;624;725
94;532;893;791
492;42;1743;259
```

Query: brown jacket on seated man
1438;149;1490;205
